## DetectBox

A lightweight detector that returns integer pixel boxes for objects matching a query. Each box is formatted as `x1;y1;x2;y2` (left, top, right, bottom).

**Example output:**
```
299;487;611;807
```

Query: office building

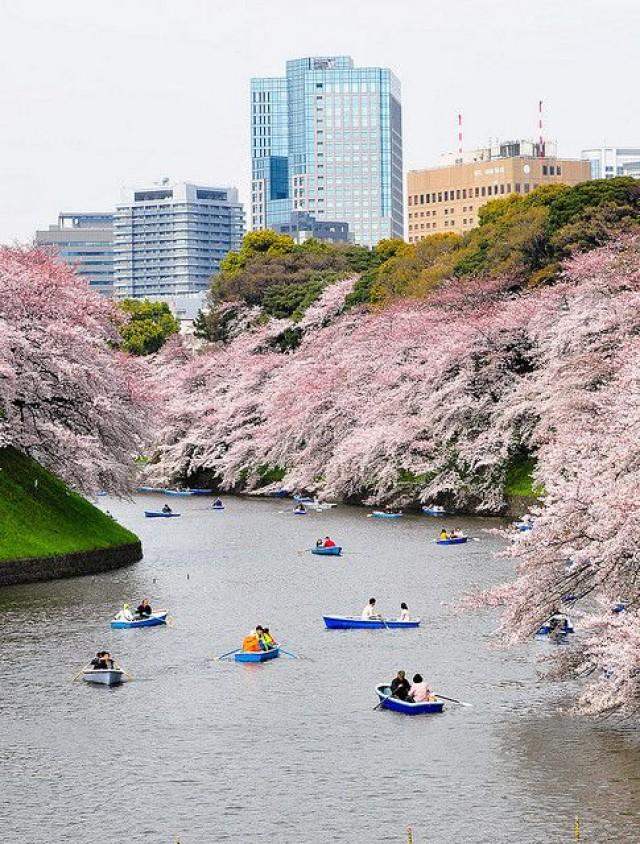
407;140;590;242
113;180;244;300
581;147;640;180
272;212;350;244
251;56;403;247
35;212;114;296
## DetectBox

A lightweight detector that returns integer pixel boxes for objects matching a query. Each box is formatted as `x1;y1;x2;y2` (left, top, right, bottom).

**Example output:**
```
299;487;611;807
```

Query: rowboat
234;647;280;663
375;684;444;715
323;615;420;630
110;611;168;629
535;617;574;638
422;506;449;516
515;522;533;532
163;488;211;497
210;504;225;511
436;537;467;545
137;485;166;493
294;495;314;503
144;511;181;518
311;546;342;556
82;668;124;686
293;509;307;516
369;511;403;519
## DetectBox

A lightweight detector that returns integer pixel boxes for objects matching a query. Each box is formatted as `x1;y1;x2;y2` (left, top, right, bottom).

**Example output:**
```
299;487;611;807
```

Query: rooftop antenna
538;100;545;158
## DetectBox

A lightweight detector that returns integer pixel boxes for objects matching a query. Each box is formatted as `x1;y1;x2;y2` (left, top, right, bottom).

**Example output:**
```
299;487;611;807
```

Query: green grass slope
504;456;544;498
0;447;138;562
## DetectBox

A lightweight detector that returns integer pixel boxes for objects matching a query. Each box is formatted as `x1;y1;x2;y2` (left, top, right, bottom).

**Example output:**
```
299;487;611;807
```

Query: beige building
407;140;591;243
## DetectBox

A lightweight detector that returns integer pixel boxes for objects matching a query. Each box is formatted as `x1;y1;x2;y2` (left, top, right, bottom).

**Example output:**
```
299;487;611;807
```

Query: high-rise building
407;140;590;242
272;212;350;245
35;212;114;296
113;180;244;300
581;147;640;180
251;56;403;247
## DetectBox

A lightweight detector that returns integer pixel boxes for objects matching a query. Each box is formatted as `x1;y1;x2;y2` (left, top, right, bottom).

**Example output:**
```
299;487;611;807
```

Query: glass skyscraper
251;56;403;247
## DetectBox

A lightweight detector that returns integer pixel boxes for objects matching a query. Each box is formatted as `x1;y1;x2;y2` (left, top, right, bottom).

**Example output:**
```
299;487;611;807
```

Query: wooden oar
116;664;134;681
72;665;89;681
278;647;300;659
434;693;473;707
373;693;392;710
214;647;241;661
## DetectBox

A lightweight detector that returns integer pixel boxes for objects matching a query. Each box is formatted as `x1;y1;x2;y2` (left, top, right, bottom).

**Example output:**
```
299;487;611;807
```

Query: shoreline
0;541;143;588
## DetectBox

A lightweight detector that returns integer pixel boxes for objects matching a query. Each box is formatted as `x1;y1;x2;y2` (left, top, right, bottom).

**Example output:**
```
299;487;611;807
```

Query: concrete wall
0;542;142;587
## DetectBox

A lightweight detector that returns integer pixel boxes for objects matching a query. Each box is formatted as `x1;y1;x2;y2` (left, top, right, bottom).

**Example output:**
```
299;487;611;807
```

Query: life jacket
242;634;261;652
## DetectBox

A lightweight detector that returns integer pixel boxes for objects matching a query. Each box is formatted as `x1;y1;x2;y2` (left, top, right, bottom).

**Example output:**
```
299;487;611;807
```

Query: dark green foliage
504;455;544;497
0;447;138;561
257;464;286;484
118;299;180;355
262;275;332;320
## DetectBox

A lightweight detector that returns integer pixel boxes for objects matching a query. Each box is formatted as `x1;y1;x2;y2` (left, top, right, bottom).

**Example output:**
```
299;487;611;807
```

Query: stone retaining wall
0;542;142;587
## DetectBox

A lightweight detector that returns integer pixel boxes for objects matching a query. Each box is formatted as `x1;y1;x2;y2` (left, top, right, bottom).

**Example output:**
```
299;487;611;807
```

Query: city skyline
1;0;640;245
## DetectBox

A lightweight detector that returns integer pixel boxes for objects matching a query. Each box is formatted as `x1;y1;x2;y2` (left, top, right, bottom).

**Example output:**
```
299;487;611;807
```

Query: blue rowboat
612;602;626;614
311;546;342;556
111;611;168;630
294;495;314;503
163;488;212;497
323;615;420;630
422;506;449;516
375;685;444;715
144;511;181;518
369;511;403;519
234;647;280;663
211;504;225;511
515;522;533;532
293;509;307;515
535;617;574;638
137;485;167;493
436;537;468;545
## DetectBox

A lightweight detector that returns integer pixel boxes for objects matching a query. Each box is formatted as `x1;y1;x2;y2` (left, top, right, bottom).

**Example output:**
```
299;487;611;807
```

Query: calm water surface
1;496;639;843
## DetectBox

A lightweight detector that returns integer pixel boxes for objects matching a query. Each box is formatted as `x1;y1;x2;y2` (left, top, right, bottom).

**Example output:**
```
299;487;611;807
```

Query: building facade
113;180;244;299
35;212;114;296
272;212;350;244
251;56;403;247
407;140;590;242
581;147;640;180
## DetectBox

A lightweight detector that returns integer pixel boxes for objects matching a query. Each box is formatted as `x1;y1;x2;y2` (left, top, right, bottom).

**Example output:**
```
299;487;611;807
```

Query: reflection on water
1;495;638;842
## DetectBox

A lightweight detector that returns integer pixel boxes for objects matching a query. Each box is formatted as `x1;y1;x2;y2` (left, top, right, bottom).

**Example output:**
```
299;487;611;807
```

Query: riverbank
0;447;142;586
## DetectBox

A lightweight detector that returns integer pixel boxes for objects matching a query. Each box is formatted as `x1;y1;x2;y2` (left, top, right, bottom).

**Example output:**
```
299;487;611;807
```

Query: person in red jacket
323;536;336;548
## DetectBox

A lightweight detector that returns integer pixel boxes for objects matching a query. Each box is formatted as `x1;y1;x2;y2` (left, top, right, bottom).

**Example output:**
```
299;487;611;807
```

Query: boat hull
111;611;168;629
422;507;449;516
369;512;403;519
234;647;280;663
210;505;225;511
82;669;124;686
323;615;420;630
144;511;181;518
311;546;342;556
375;685;444;715
436;537;468;545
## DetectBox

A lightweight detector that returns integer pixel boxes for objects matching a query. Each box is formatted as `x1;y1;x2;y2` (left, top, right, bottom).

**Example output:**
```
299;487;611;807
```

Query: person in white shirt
361;597;381;620
399;602;411;621
114;603;133;622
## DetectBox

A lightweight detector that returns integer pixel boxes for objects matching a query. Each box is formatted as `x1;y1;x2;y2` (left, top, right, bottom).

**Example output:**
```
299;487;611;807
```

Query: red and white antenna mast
538;100;545;158
458;112;463;158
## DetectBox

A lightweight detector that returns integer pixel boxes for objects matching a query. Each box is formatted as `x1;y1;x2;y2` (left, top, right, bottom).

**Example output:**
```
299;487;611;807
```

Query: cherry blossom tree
0;247;149;493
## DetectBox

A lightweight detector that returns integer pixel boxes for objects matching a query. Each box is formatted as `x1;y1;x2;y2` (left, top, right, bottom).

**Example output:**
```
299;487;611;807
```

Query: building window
431;193;436;202
549;165;555;175
487;186;492;196
437;193;442;202
426;194;430;204
481;187;486;196
515;183;521;193
462;189;467;199
500;184;505;194
444;191;448;201
557;166;561;175
420;194;424;204
524;183;530;193
475;187;479;197
542;165;548;175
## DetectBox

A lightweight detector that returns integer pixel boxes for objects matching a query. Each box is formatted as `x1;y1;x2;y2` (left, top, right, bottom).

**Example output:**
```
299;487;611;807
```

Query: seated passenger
241;629;262;652
162;504;172;514
399;602;411;621
439;528;449;540
114;603;134;622
323;536;336;548
213;498;223;508
261;627;277;649
390;670;410;701
408;673;433;702
316;538;323;547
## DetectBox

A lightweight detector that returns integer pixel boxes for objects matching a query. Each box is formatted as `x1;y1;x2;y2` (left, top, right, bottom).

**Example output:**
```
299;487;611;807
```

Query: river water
1;495;638;843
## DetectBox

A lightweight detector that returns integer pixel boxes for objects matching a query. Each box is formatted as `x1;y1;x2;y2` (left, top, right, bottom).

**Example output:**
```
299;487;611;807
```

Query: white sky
1;0;638;244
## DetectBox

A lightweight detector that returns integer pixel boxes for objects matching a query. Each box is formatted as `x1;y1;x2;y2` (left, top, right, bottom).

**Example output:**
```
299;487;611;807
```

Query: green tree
118;299;180;355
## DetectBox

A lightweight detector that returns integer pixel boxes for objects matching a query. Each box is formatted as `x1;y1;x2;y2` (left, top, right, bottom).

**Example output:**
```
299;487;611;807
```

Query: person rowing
294;504;306;515
390;670;410;701
439;528;449;540
90;651;114;670
212;497;223;508
322;536;336;548
260;627;277;650
162;504;172;514
399;602;411;621
362;597;382;621
136;598;152;618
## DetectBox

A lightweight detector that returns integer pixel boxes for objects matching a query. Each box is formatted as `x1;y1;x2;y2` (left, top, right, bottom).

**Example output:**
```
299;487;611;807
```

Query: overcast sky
1;0;638;244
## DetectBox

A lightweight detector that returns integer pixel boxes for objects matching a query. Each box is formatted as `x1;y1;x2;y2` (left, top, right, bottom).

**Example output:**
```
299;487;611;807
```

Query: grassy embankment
0;447;138;562
504;456;544;498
